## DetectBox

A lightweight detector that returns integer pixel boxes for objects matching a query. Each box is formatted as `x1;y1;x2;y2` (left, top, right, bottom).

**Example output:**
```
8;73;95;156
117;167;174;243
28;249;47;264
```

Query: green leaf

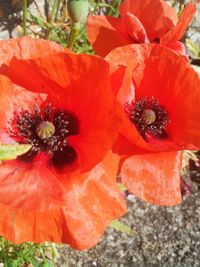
50;243;59;262
30;257;40;267
4;260;12;267
4;259;20;267
28;13;49;29
40;260;54;267
110;220;134;235
186;39;200;58
12;258;24;267
0;144;31;160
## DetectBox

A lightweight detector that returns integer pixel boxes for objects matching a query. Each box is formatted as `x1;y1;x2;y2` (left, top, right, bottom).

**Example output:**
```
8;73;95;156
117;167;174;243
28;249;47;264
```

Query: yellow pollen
141;109;156;124
36;121;55;140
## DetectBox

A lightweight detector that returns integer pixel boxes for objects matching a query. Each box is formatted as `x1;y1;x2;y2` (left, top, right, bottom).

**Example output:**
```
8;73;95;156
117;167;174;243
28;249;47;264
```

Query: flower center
141;109;156;125
10;103;79;166
126;96;170;140
36;121;55;140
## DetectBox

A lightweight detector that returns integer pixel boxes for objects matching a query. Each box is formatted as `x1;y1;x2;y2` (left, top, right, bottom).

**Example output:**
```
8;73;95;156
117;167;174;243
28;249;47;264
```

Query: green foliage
29;13;49;30
25;0;121;53
0;237;58;266
89;0;121;16
186;39;200;58
73;0;121;52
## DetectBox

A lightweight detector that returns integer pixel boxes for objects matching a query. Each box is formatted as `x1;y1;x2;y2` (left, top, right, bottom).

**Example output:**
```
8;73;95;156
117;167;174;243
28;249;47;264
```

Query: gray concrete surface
57;181;200;267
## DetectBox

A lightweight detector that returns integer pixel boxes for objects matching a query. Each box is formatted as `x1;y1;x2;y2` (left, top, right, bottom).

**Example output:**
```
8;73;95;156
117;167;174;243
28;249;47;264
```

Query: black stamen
126;96;170;140
9;103;79;167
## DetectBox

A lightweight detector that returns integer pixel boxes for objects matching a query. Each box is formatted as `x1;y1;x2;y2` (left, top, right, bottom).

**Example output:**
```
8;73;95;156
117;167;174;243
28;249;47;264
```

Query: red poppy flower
87;0;196;57
107;44;200;206
0;36;66;65
0;38;126;249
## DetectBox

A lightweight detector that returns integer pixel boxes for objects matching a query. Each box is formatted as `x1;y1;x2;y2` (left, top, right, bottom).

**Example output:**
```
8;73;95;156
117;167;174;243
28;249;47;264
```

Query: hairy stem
67;22;80;49
23;0;27;35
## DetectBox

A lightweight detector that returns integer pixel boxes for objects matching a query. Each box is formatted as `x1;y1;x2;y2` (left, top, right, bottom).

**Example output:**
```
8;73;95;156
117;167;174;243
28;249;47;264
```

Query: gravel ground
56;179;200;267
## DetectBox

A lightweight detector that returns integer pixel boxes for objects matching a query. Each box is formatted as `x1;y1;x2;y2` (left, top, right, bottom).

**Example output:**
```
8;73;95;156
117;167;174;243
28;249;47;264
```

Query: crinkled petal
0;53;123;171
112;133;146;156
0;152;127;250
120;0;178;41
110;64;126;96
106;44;149;105
87;15;132;56
0;155;67;211
160;0;197;45
107;44;200;152
0;36;66;66
121;151;182;206
0;36;64;143
122;13;148;43
106;43;151;67
134;55;200;150
163;41;188;59
0;74;46;143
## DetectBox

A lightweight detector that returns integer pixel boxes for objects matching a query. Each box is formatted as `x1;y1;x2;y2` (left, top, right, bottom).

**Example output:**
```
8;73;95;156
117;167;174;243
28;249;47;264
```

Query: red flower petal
87;15;132;57
0;75;46;143
112;133;147;156
0;38;126;249
106;45;142;105
163;41;188;59
0;152;127;249
0;76;14;140
86;0;190;57
134;54;200;150
120;0;178;41
0;155;67;211
0;53;123;171
122;12;148;43
0;36;66;143
110;64;126;96
107;44;200;152
106;43;151;67
0;36;66;66
121;151;182;206
160;0;197;45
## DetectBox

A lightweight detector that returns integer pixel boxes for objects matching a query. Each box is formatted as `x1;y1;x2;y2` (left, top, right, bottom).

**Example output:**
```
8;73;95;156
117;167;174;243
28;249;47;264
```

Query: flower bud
67;0;89;24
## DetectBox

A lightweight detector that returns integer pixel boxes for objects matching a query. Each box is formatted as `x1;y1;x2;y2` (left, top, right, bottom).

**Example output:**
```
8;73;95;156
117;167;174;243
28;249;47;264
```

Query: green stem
172;0;177;7
23;0;27;35
178;4;184;17
55;0;61;22
67;22;80;49
49;0;59;23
